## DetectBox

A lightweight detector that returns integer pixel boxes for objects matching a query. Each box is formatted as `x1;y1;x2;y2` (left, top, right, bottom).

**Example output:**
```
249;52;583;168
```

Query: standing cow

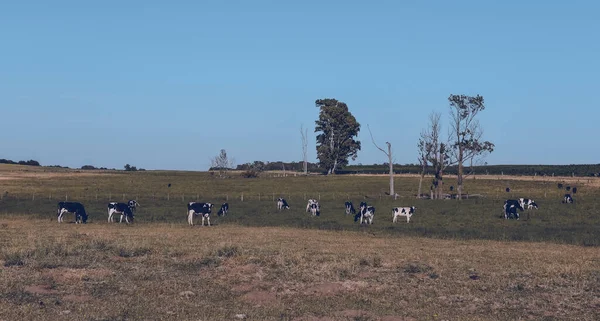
344;201;356;215
392;206;416;223
277;198;290;210
187;202;213;226
57;202;88;224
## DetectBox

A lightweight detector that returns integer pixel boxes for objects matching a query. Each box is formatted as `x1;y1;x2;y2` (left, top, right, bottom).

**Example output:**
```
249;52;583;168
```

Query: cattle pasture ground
1;165;599;320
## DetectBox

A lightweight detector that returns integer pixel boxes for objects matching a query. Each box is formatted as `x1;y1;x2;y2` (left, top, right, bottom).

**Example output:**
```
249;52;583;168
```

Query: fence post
318;194;321;201
32;193;35;201
65;194;68;201
241;193;244;202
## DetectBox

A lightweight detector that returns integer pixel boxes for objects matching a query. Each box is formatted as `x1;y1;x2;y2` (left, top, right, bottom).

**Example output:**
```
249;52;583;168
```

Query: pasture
1;164;599;320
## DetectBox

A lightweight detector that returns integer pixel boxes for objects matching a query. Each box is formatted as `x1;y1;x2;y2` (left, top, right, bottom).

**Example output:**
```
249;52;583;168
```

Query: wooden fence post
241;193;244;202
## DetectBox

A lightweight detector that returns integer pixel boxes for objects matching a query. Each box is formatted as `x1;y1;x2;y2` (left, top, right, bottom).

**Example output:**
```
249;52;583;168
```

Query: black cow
57;202;88;224
217;203;229;216
355;201;367;222
504;199;524;219
277;198;290;210
108;202;135;224
562;194;574;204
310;202;320;216
187;202;213;226
360;206;376;224
344;201;356;215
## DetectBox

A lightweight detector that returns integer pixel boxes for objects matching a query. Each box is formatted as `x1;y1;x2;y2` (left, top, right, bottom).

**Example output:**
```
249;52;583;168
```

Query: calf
310;202;320;216
187;202;213;226
392;206;416;223
107;202;135;224
518;198;538;210
504;199;524;219
360;206;375;224
344;201;356;215
306;199;317;212
562;194;574;204
277;198;290;210
57;202;88;224
217;203;229;216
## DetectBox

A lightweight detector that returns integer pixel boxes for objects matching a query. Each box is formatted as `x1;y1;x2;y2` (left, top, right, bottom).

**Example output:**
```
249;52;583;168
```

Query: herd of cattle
55;193;576;225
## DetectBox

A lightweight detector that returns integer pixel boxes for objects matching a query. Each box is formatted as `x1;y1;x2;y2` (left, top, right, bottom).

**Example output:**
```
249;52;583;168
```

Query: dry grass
0;217;598;321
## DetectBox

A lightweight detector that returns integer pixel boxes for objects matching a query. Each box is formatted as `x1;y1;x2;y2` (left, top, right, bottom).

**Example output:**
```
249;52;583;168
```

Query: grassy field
1;165;599;320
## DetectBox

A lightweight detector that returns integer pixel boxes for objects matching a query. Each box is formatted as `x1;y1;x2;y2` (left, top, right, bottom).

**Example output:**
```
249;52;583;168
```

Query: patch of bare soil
62;294;92;303
42;268;113;284
24;285;58;295
241;290;278;306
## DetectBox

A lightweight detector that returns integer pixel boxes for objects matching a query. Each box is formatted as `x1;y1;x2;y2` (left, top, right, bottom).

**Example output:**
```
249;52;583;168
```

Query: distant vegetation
0;159;40;166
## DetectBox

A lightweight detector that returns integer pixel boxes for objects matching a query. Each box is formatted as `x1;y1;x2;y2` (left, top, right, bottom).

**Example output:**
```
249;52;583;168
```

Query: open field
1;217;599;321
1;165;599;320
1;165;599;246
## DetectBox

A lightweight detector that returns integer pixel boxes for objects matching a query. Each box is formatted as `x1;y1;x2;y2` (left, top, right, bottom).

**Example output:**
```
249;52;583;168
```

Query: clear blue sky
1;1;598;170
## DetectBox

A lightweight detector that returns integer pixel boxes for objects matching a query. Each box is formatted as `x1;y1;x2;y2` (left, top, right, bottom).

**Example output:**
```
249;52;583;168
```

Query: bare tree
447;94;494;199
300;125;308;175
418;112;448;199
368;125;395;198
211;149;234;178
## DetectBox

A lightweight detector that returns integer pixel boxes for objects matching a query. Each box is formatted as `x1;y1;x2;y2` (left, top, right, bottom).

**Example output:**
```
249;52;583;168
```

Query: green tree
448;94;495;199
314;98;361;175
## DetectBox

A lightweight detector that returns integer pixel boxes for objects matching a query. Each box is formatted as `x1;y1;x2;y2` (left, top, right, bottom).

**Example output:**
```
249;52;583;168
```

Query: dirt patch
62;294;92;303
24;285;59;295
42;268;113;283
241;290;277;306
303;282;345;296
381;316;417;321
335;309;374;319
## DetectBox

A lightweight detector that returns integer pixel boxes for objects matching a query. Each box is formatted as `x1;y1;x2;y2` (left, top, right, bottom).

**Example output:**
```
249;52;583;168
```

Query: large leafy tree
448;94;495;199
314;99;361;175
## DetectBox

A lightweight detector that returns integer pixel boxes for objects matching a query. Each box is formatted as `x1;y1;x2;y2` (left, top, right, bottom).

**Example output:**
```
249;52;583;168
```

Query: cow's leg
188;210;194;226
207;215;210;226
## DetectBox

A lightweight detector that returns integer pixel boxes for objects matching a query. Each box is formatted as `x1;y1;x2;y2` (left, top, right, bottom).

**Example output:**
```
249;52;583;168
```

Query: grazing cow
518;198;538;210
217;203;229;216
108;200;138;223
503;199;524;219
187;202;213;226
562;194;574;204
392;206;416;223
277;198;290;210
306;199;317;212
360;206;375;224
57;202;88;224
309;202;320;216
345;201;356;215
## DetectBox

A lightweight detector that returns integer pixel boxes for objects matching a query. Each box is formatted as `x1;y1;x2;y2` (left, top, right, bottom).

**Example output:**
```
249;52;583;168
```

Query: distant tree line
234;161;321;172
341;163;600;177
0;159;41;166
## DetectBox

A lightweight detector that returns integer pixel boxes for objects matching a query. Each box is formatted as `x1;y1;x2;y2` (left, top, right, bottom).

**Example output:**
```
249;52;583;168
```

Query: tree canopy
314;99;361;174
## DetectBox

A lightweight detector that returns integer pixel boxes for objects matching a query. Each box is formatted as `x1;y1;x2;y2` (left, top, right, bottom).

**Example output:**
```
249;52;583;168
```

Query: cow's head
530;201;538;209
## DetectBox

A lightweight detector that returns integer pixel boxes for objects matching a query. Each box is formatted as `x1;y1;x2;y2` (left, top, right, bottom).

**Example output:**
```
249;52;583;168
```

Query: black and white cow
360;206;375;224
107;202;135;224
306;199;317;212
309;202;320;216
518;198;538;210
504;199;524;219
187;202;213;226
392;206;416;223
277;198;290;210
344;201;356;215
355;201;368;222
562;194;574;204
217;203;229;216
57;202;88;224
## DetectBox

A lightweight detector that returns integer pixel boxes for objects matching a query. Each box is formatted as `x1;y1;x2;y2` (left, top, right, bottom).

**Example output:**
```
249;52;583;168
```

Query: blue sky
1;0;598;170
